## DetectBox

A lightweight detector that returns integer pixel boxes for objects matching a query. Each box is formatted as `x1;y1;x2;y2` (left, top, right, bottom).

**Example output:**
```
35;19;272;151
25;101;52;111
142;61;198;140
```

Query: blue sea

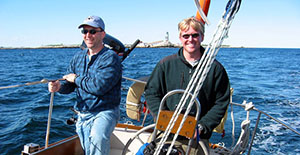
0;47;299;155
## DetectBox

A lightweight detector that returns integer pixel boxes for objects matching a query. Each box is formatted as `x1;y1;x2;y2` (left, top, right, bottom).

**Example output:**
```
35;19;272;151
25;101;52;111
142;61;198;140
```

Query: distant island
0;44;81;50
0;43;237;50
0;43;239;50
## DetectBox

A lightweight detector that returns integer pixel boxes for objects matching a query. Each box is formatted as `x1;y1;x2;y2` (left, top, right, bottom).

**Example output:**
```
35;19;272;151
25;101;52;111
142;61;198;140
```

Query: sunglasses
181;33;200;39
81;29;103;35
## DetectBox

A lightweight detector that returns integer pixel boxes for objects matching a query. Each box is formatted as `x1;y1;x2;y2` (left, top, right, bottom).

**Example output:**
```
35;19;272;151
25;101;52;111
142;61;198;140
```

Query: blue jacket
59;47;122;112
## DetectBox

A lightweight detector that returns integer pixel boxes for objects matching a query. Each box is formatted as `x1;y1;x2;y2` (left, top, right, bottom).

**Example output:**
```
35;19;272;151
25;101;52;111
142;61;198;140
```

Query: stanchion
45;92;54;148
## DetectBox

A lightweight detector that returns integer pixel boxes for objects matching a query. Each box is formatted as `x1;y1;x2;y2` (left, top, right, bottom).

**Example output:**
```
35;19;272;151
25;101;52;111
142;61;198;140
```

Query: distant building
137;32;176;48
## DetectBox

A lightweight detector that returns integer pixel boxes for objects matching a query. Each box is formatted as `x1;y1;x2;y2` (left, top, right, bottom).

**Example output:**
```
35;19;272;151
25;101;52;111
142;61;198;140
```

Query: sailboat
14;0;300;154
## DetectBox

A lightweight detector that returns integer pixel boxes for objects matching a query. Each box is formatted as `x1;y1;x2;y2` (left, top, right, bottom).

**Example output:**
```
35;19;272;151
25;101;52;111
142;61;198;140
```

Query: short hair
178;17;205;35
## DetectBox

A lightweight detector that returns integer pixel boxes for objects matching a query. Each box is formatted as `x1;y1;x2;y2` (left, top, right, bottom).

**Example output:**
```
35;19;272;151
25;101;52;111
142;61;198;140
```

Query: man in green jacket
144;17;230;154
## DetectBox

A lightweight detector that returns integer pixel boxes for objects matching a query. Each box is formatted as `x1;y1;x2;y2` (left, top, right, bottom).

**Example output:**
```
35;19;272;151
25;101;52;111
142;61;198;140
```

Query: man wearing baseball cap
48;15;122;155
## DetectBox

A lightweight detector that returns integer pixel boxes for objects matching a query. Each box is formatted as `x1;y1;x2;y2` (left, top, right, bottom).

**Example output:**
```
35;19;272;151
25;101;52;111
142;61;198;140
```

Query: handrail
231;102;300;136
231;101;300;155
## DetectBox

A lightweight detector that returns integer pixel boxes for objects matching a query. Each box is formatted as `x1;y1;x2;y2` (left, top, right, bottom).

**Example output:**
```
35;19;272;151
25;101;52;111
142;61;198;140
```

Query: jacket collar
177;46;205;67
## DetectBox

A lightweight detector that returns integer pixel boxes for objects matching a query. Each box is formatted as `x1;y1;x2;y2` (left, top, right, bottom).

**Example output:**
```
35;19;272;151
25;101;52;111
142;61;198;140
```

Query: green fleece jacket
145;47;230;139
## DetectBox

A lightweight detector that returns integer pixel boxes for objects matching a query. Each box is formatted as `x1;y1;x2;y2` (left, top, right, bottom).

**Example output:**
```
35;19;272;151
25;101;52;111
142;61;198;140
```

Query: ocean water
0;47;299;155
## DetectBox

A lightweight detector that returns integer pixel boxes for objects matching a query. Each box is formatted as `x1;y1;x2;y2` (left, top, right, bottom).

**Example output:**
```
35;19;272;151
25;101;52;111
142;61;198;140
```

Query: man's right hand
48;80;61;92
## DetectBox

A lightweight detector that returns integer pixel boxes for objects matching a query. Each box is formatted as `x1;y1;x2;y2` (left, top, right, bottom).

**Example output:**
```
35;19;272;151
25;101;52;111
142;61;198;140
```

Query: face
179;26;202;54
82;25;105;50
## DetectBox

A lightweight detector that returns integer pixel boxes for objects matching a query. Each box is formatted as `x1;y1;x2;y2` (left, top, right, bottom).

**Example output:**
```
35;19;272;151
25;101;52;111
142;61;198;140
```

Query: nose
188;36;193;41
186;35;194;41
85;32;93;38
86;32;92;36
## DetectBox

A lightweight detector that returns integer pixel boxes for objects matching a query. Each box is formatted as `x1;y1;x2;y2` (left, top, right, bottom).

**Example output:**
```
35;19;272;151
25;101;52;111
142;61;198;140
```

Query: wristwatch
198;124;204;131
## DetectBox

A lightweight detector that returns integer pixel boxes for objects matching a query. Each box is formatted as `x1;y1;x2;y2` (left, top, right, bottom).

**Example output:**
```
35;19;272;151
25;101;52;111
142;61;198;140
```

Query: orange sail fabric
195;0;211;23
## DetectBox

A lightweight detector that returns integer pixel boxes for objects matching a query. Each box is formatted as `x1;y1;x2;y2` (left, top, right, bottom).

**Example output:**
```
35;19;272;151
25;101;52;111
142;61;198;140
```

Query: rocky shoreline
0;44;235;50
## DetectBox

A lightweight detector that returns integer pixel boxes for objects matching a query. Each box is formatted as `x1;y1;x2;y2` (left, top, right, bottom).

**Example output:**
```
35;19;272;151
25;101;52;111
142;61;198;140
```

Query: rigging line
158;14;221;153
155;31;213;155
230;103;236;148
155;26;212;155
156;0;242;154
0;78;65;90
155;43;213;154
165;45;216;151
166;39;217;155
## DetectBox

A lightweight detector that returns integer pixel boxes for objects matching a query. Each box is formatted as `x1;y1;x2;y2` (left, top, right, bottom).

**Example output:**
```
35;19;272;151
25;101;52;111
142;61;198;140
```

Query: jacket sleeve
198;64;230;138
59;81;76;94
58;55;78;94
145;63;165;119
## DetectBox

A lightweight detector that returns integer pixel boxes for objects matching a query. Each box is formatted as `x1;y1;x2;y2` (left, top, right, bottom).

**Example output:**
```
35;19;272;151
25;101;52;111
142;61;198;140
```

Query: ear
200;34;204;42
179;33;184;42
102;31;106;39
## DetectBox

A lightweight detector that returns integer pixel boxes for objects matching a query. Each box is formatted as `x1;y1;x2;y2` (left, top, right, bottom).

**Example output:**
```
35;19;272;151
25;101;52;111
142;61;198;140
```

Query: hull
23;124;152;155
22;135;83;155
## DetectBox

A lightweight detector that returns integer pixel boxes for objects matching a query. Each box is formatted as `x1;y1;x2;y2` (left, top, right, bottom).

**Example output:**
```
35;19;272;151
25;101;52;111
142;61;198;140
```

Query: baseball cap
78;16;105;31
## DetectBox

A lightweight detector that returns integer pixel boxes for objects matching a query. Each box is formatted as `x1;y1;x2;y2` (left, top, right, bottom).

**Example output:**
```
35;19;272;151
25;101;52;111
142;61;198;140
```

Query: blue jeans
76;106;120;155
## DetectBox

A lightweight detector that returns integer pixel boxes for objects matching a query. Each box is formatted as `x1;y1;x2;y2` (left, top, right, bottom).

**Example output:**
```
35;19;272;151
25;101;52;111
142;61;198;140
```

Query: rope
230;101;236;148
230;101;252;154
0;79;48;90
154;0;242;154
0;78;64;90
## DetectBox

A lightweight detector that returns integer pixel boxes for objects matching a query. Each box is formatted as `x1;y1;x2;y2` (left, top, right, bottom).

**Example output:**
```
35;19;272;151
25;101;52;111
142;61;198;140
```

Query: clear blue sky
1;0;300;48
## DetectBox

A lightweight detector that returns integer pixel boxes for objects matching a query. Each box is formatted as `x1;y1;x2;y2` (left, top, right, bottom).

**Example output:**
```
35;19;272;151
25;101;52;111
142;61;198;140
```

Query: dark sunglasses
181;33;200;39
81;29;103;35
